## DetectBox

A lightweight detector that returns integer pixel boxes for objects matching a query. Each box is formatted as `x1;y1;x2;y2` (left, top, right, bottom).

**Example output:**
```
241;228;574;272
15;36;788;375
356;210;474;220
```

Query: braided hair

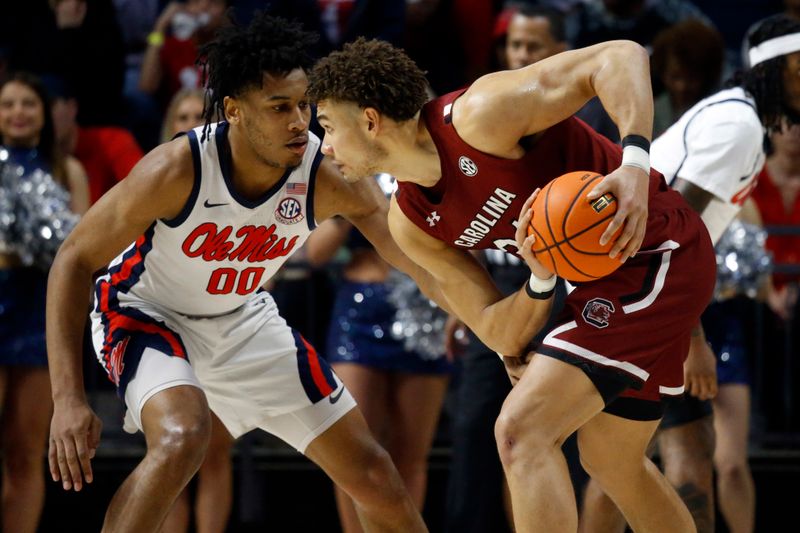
197;12;317;140
732;14;800;133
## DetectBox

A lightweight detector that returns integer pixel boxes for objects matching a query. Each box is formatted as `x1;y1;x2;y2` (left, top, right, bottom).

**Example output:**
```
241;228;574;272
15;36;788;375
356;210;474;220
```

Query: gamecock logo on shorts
275;197;304;225
582;298;615;329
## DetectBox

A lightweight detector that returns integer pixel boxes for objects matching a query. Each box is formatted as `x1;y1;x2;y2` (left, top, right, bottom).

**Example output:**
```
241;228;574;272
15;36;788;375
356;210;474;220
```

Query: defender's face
316;100;384;182
228;69;311;169
0;81;45;147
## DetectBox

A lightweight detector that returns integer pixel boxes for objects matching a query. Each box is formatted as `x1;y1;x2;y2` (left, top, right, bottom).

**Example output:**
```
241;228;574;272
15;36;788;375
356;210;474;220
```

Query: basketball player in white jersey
581;14;800;533
45;15;447;533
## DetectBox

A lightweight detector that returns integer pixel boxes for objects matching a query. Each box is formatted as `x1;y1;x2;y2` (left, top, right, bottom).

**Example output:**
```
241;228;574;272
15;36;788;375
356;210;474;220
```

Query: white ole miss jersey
95;122;323;316
651;87;765;244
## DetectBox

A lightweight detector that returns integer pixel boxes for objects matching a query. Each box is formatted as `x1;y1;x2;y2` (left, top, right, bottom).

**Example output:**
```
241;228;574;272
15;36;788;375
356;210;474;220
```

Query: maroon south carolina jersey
396;89;718;407
395;89;687;256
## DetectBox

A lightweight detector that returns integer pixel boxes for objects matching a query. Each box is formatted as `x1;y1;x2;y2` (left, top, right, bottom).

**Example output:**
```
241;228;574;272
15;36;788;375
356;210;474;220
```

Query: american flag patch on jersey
286;182;307;195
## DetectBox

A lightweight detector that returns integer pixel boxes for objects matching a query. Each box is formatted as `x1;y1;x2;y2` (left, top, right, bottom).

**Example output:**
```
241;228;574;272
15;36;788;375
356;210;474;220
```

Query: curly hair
731;14;800;133
198;12;317;139
307;38;429;122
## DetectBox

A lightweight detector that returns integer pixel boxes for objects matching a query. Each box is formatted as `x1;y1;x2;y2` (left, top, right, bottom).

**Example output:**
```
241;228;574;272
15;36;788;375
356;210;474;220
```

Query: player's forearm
305;218;351;267
592;41;654;140
46;246;93;402
410;268;454;315
472;287;554;356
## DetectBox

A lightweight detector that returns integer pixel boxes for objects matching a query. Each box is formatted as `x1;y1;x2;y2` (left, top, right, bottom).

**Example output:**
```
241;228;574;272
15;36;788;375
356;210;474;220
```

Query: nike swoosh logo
329;387;345;404
203;200;229;208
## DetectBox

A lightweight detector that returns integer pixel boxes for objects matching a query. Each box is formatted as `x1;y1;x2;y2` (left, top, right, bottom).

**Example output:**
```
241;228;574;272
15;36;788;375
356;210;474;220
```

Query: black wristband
621;134;651;153
524;280;555;300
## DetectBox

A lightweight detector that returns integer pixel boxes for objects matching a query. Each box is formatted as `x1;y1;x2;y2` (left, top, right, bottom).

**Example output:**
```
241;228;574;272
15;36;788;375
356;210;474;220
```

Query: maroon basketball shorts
538;207;716;420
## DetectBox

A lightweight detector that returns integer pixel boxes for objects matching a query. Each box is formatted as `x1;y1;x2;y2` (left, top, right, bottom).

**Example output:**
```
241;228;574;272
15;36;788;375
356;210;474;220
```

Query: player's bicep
458;41;646;152
58;141;192;273
460;47;606;141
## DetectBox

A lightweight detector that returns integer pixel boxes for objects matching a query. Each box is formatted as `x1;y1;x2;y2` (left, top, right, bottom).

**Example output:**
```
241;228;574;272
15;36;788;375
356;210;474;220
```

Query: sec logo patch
275;197;304;225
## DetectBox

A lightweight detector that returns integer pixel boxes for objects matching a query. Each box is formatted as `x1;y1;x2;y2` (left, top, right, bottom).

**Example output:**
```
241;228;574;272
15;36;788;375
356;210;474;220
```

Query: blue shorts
703;299;750;386
326;281;451;375
0;268;48;366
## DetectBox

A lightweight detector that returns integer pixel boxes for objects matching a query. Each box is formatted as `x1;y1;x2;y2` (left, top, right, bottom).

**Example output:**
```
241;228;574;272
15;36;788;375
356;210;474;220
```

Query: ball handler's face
316;100;387;182
225;69;311;169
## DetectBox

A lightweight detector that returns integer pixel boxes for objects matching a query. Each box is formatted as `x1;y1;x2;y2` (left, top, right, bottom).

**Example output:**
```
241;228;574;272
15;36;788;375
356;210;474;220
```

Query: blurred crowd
0;1;798;532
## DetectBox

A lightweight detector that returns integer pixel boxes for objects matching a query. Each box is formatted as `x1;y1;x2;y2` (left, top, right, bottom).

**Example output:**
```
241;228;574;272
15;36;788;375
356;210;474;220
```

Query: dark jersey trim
306;150;324;231
162;130;202;228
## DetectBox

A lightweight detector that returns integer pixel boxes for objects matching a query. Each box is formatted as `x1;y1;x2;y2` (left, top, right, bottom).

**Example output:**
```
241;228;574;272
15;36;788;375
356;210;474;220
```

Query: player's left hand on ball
516;188;554;279
587;166;649;262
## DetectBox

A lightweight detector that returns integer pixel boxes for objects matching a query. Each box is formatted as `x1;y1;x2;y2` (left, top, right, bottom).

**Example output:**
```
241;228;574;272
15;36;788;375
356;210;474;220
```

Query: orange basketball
527;171;623;282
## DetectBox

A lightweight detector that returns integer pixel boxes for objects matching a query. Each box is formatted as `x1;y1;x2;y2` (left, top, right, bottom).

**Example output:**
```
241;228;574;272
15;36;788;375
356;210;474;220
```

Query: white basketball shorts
90;290;356;452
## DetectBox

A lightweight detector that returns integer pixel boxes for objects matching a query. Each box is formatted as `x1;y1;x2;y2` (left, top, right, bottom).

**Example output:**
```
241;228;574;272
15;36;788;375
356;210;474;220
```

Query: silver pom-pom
385;270;447;360
0;162;79;269
714;219;772;301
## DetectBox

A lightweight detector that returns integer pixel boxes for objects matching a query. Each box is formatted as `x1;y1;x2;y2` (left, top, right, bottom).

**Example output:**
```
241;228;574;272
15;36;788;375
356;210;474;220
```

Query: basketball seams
560;174;604;244
529;223;558;274
537;213;616;254
551;238;599;280
541;181;562;276
528;170;622;281
561;213;617;255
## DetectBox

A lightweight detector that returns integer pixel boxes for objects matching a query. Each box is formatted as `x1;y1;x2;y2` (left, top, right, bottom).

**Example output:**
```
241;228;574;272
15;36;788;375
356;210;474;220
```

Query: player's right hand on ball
49;398;102;491
587;166;649;262
516;189;554;280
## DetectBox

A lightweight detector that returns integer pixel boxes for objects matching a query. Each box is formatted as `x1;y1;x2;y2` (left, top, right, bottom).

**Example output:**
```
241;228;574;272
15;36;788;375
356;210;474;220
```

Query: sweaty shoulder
113;134;196;222
448;72;534;157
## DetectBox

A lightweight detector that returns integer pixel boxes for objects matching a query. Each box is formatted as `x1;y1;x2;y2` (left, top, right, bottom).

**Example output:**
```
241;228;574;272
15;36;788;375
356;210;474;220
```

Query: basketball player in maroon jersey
308;39;716;532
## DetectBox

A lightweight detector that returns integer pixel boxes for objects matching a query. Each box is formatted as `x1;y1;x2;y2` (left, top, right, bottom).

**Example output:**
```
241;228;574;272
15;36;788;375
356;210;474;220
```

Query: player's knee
340;440;401;502
361;445;400;491
714;455;750;482
150;414;212;468
495;405;557;467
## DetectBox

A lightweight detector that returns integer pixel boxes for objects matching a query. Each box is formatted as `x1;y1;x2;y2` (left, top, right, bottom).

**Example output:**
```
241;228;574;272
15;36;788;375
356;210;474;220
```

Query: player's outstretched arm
457;40;654;261
385;195;553;357
314;158;453;312
46;137;195;492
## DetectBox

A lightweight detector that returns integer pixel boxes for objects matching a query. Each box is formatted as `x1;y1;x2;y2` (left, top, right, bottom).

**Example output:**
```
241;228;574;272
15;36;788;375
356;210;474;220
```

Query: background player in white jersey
581;14;800;533
45;14;448;533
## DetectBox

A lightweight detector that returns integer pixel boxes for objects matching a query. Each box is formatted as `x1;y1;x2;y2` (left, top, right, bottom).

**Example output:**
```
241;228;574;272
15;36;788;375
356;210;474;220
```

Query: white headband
749;33;800;67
